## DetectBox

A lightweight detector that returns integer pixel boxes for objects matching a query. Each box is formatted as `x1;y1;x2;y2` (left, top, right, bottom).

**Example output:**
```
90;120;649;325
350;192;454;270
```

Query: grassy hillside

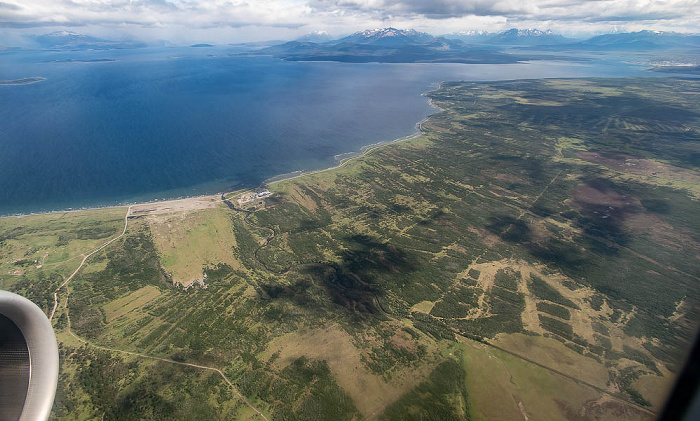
2;77;698;420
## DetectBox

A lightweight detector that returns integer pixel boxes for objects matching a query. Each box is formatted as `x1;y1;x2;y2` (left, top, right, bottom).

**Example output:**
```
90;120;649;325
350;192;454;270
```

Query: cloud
0;1;20;10
0;0;312;28
0;0;697;43
309;0;534;18
309;0;697;21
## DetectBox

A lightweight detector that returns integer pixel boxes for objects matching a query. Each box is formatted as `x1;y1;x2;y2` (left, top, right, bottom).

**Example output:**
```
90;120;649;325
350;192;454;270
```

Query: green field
2;77;698;420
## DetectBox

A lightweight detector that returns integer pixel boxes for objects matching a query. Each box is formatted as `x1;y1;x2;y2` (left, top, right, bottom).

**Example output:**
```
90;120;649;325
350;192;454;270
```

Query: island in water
43;58;116;63
0;77;46;85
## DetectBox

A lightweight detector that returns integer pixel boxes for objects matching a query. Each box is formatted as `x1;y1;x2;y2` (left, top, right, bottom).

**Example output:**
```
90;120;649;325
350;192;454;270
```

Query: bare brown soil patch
390;329;420;354
556;397;654;421
130;195;221;216
489;185;526;199
481;169;532;185
412;300;436;314
576;152;641;172
572;183;627;207
465;259;643;352
264;324;434;419
286;184;319;212
468;226;501;248
512;96;565;107
669;298;689;324
470;260;511;292
633;371;675;411
447;243;469;254
625;212;699;252
518;276;544;334
527;218;554;245
146;207;240;286
575;151;700;196
103;285;161;323
493;333;610;389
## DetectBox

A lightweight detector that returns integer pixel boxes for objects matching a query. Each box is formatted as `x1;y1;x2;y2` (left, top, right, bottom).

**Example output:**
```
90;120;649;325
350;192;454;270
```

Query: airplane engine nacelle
0;290;59;421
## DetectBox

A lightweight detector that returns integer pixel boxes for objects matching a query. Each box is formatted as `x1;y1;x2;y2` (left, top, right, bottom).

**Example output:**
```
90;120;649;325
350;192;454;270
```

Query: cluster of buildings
237;189;272;205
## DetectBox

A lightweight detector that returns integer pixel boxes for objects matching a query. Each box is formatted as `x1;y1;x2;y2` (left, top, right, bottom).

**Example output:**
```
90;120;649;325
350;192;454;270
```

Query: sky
0;0;698;45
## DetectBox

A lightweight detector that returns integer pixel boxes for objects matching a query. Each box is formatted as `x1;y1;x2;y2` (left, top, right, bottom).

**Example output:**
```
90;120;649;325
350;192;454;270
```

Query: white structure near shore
237;189;272;206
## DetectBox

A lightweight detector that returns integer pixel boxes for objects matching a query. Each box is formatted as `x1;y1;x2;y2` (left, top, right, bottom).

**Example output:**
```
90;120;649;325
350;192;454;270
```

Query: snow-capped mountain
33;31;146;50
297;30;334;43
336;28;434;46
501;29;557;37
575;30;700;50
443;30;494;43
459;30;491;36
488;29;570;45
46;30;85;38
35;31;100;47
255;27;521;64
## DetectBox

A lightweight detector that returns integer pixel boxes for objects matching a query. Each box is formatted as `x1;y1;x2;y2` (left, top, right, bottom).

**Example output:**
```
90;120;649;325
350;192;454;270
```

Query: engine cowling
0;290;59;421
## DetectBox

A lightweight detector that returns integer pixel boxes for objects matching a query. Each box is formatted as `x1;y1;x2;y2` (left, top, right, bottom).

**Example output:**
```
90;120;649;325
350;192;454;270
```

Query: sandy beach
129;195;223;216
2;92;441;220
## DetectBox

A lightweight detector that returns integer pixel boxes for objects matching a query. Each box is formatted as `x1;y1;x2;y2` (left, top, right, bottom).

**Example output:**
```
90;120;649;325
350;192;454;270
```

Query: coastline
1;87;443;219
264;89;443;187
264;119;426;187
0;77;46;85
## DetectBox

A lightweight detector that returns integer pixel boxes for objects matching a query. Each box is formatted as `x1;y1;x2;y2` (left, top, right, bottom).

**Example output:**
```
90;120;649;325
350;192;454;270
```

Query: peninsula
2;77;698;420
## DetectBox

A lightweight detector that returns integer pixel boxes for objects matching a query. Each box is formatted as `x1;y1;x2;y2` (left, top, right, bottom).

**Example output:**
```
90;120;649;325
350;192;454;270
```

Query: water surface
0;47;651;214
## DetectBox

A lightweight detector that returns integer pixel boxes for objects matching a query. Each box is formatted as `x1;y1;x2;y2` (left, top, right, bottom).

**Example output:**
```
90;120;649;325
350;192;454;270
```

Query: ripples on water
0;46;650;214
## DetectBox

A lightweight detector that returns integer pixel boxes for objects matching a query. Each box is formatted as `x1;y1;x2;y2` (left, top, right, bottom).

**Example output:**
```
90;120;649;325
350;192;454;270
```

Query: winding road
49;206;132;322
224;191;656;416
50;204;270;421
49;192;656;419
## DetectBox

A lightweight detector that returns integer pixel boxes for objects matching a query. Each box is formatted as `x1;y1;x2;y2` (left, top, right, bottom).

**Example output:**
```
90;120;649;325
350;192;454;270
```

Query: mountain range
21;28;700;60
296;30;334;43
487;28;571;45
256;28;523;64
572;30;700;50
254;27;699;64
33;31;147;50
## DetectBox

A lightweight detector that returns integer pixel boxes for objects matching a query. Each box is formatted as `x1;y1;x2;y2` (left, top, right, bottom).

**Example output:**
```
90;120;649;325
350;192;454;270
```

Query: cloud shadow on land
262;234;415;315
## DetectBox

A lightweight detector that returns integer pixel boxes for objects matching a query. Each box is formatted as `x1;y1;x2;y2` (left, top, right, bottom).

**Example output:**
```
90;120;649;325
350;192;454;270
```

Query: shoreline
265;115;433;186
264;87;443;186
0;76;46;85
0;193;223;219
1;87;443;219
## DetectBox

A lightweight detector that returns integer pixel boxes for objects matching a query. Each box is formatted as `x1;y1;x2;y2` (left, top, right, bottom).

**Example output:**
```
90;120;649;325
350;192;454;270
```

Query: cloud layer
0;0;697;43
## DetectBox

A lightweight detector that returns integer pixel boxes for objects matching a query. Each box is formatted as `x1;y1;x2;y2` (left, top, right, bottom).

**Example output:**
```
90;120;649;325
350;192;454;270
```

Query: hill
296;30;334;43
33;31;146;50
254;27;522;63
487;28;572;45
443;30;493;43
4;77;698;420
577;30;700;50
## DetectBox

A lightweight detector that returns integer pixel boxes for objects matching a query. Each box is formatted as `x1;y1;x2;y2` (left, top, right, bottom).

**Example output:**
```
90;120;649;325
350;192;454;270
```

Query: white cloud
0;0;697;43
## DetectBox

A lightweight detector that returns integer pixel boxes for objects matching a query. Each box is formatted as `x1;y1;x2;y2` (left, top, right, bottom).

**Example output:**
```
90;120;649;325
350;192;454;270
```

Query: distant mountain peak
441;30;493;43
458;30;490;36
297;30;333;43
487;28;569;45
633;29;685;36
500;28;558;37
356;27;429;38
338;28;434;46
32;31;145;50
578;30;700;50
43;30;88;38
256;27;522;64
